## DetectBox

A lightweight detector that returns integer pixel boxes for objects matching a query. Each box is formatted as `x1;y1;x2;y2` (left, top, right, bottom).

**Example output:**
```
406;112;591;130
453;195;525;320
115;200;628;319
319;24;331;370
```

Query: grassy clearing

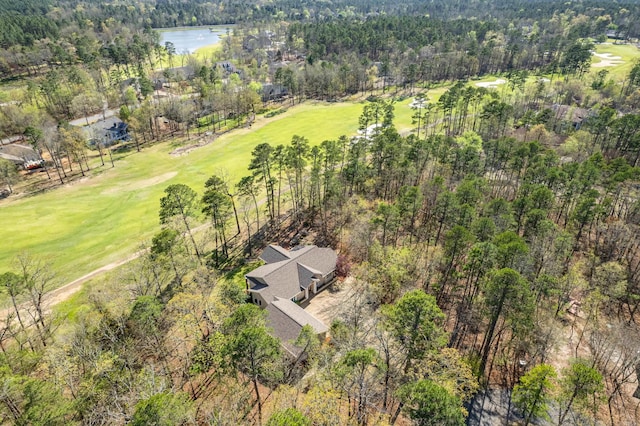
0;82;26;104
1;100;411;286
592;42;640;79
195;42;223;59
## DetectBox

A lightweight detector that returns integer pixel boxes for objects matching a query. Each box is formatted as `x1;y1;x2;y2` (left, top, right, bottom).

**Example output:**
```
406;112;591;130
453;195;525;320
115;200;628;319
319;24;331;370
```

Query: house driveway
302;279;352;327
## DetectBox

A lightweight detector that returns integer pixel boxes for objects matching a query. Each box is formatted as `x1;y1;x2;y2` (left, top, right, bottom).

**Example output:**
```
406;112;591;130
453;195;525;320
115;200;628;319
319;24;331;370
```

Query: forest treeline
1;0;639;72
2;85;640;423
2;0;640;424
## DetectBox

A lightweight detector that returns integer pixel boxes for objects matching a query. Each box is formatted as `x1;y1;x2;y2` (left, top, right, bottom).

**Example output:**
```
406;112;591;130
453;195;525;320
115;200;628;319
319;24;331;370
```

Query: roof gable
272;298;328;333
291;247;338;276
265;298;328;356
260;244;291;263
297;263;320;290
247;245;337;302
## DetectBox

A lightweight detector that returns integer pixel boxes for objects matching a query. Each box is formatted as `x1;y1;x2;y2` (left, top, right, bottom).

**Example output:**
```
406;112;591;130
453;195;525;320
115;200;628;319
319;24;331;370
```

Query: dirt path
43;249;147;308
0;249;147;320
1;220;214;318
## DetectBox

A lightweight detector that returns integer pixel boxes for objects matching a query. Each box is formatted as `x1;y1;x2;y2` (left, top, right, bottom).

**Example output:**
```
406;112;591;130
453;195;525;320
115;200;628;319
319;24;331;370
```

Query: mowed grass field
1;29;634;300
6;40;634;290
0;99;415;285
592;42;640;79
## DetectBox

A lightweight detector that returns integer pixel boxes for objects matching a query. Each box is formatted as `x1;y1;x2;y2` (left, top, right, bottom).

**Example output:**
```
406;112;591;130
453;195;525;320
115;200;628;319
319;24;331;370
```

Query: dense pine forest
2;0;640;425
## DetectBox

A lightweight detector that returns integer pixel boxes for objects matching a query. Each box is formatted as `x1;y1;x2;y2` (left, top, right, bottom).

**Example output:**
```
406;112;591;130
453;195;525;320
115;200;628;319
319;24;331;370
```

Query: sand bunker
409;98;428;108
475;78;506;88
592;52;624;68
357;123;382;138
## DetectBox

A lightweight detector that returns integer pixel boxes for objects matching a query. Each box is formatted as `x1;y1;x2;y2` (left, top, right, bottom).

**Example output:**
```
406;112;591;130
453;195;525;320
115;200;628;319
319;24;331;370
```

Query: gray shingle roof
293;247;336;275
246;245;337;302
82;117;125;140
272;298;328;333
297;263;319;290
552;104;590;123
0;144;39;163
266;297;328;356
0;152;24;164
259;244;291;263
247;260;304;302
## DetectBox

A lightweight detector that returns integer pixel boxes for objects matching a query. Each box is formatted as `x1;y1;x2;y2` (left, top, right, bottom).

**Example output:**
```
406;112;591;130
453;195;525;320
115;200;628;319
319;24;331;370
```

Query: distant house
261;83;288;102
215;61;238;74
152;78;167;90
105;122;130;144
246;244;337;355
0;152;24;166
242;33;273;52
606;29;625;40
552;104;591;131
0;143;42;169
0;135;24;146
84;117;130;147
163;66;196;80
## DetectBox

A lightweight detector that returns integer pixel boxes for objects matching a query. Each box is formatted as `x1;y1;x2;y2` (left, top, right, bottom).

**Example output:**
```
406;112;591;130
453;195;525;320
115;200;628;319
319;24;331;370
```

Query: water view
158;26;231;54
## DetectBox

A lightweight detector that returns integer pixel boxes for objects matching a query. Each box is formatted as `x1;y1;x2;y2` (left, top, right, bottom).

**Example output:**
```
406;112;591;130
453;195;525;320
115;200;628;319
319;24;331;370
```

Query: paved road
68;108;116;126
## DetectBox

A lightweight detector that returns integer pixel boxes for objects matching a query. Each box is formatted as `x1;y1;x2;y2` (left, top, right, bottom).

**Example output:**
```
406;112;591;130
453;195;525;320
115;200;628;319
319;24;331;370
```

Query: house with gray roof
82;117;130;147
0;143;41;168
551;104;592;131
266;298;329;355
246;244;337;306
246;244;337;355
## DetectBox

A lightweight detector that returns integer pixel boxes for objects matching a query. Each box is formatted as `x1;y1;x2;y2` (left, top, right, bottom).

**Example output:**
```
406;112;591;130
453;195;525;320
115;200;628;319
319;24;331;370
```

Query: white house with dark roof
245;244;337;356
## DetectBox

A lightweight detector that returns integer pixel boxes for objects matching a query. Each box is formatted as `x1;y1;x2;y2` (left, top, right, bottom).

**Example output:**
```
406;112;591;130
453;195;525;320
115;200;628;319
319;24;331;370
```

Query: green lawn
1;100;416;285
195;42;223;59
0;84;25;103
591;42;639;79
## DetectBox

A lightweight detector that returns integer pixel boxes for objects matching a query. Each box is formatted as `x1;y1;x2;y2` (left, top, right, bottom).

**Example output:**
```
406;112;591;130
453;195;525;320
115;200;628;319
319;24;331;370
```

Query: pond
158;26;232;54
